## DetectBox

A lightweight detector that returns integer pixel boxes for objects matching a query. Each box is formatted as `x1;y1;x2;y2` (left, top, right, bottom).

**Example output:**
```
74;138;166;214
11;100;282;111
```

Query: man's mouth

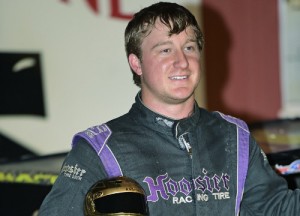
170;75;188;80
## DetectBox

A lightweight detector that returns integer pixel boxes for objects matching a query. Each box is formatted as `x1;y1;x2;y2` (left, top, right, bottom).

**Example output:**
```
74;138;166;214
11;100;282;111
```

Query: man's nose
174;50;189;69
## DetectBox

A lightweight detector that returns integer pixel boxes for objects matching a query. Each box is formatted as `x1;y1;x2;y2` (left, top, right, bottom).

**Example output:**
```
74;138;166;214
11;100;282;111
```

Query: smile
170;75;188;80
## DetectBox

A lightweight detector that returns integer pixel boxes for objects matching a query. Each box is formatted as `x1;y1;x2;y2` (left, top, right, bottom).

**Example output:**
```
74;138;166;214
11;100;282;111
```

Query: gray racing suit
39;94;300;215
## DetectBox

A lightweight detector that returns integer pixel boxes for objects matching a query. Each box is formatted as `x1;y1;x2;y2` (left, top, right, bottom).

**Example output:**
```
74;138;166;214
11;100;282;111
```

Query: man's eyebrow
186;38;197;43
151;37;197;50
151;41;173;50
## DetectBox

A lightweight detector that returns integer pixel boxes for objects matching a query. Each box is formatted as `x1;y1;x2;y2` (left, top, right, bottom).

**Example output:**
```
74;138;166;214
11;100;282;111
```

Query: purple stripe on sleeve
216;112;249;215
72;124;123;177
235;127;249;215
98;143;123;177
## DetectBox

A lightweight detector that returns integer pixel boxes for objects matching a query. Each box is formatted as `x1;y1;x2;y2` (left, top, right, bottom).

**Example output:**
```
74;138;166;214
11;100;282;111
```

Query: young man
39;2;300;215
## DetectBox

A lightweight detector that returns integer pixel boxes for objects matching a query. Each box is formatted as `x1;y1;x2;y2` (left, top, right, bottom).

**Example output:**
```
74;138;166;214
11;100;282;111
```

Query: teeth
170;76;187;80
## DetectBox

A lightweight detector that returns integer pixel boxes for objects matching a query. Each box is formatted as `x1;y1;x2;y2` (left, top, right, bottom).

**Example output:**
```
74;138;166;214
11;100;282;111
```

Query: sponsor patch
61;163;86;181
143;169;231;204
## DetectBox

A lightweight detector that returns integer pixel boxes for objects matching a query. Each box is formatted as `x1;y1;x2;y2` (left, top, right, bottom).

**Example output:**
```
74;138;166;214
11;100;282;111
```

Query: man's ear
128;54;142;75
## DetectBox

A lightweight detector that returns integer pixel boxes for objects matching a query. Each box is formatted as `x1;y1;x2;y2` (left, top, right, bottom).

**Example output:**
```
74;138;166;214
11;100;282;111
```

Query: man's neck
139;93;195;120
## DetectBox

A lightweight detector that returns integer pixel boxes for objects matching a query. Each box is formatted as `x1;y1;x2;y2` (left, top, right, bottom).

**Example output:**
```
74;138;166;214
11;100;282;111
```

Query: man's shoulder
198;108;249;131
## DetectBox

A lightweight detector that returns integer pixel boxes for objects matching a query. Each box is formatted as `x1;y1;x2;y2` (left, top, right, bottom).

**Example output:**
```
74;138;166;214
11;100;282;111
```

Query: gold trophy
84;176;148;216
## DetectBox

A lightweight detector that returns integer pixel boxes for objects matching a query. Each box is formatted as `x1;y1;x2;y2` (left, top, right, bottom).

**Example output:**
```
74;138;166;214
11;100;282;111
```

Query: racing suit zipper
175;122;197;213
180;133;192;159
178;132;192;159
175;121;192;159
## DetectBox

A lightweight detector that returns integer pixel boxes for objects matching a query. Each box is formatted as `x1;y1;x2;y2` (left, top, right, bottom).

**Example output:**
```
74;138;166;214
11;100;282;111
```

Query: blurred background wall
0;0;299;157
203;0;300;123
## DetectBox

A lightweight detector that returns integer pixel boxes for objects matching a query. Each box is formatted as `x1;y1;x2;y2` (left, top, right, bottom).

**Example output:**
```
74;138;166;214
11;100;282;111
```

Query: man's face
133;20;201;108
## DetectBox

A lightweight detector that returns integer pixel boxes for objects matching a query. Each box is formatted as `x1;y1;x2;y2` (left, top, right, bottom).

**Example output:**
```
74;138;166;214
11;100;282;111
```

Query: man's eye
161;48;171;53
185;46;195;51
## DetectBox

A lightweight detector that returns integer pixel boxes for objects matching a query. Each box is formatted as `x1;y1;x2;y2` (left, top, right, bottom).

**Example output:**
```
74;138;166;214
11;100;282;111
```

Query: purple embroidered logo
143;169;230;204
85;124;110;139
